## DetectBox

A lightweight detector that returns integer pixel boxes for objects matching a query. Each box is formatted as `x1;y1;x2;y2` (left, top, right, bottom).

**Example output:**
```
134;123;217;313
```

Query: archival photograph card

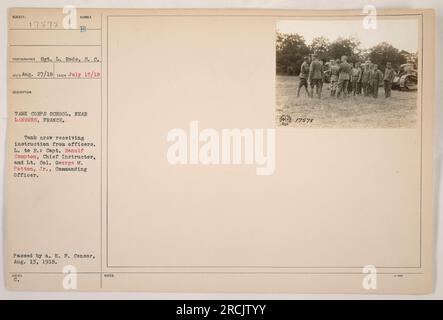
5;8;435;293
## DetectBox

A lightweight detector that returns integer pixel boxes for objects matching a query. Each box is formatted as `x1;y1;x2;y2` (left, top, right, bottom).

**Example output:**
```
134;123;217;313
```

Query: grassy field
276;75;418;128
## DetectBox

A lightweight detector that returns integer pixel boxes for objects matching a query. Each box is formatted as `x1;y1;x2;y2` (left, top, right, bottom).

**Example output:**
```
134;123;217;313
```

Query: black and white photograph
1;1;441;302
276;18;420;128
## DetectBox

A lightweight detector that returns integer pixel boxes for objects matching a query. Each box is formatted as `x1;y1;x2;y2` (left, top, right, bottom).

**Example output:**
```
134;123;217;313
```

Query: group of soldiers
297;54;397;99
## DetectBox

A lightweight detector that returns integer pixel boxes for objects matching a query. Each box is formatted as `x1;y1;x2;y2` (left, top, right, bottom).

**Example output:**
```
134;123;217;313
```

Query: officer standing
297;56;311;98
329;59;340;97
361;63;371;96
383;62;396;98
370;64;384;98
336;55;352;98
308;54;323;99
351;63;362;96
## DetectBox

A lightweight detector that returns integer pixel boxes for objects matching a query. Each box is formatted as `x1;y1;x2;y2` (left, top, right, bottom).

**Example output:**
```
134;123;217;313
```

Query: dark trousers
356;81;362;94
351;79;358;95
372;81;380;98
384;80;392;98
310;79;323;98
337;79;349;98
362;81;370;96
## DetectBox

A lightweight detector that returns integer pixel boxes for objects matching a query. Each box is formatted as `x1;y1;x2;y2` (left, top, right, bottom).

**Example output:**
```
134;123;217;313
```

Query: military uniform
298;61;310;89
309;60;323;98
357;66;364;94
330;64;339;96
337;61;351;98
351;67;362;96
361;69;371;96
383;67;396;98
370;69;384;98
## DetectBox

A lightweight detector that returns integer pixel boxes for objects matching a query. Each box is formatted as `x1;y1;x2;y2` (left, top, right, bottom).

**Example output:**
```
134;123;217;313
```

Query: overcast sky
277;19;419;53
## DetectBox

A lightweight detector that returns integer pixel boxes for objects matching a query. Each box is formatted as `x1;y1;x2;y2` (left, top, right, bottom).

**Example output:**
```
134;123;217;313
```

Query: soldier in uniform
351;63;362;96
336;55;351;98
360;63;371;97
329;59;340;97
356;62;364;95
370;64;384;98
297;56;311;98
308;54;323;98
367;63;374;96
383;62;396;98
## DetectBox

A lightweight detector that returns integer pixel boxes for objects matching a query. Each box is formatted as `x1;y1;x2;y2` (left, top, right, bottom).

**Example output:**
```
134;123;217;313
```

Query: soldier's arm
308;63;313;81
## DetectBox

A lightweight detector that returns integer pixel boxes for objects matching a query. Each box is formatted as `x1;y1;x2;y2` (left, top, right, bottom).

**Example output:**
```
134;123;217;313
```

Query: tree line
276;33;417;76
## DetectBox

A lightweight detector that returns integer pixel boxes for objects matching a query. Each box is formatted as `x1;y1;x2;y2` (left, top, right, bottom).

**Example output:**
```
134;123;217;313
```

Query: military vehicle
392;63;418;91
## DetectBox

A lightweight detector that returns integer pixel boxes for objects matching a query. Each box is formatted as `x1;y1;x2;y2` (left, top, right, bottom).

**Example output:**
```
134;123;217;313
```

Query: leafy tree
328;37;361;64
276;32;413;75
368;42;407;71
276;32;310;75
310;36;331;62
